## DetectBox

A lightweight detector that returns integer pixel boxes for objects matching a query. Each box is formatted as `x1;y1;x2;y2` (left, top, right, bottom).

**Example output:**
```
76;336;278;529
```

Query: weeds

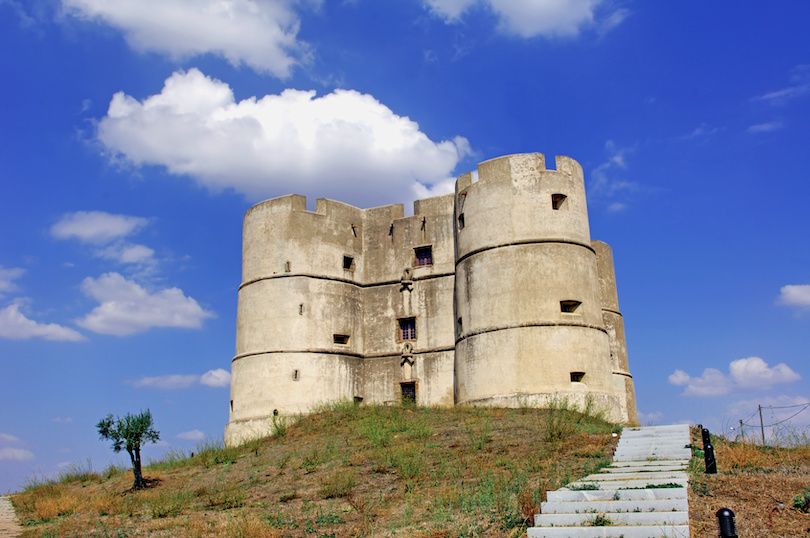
792;489;810;513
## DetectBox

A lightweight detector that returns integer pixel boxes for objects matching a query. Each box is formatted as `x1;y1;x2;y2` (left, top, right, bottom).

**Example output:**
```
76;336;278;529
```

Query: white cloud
131;368;230;389
96;69;472;207
132;374;199;389
51;211;148;244
588;140;639;208
0;433;21;444
747;121;784;134
636;410;663;425
61;0;312;78
729;357;800;388
0;447;35;461
423;0;626;38
0;300;86;342
0;266;25;296
755;65;810;105
669;357;800;397
176;429;205;441
778;284;810;309
200;368;231;387
52;417;74;424
76;272;214;336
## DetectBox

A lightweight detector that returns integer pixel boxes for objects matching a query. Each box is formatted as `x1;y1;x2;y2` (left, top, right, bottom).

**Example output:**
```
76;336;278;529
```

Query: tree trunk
127;446;145;489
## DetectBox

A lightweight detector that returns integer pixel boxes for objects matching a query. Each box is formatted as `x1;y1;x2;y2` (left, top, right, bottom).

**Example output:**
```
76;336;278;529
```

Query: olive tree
96;410;160;489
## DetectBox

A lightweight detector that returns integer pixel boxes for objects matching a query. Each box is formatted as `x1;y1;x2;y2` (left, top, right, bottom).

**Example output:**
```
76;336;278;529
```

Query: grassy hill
11;402;619;537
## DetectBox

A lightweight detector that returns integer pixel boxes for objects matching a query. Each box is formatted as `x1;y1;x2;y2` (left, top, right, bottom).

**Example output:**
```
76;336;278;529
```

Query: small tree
96;409;160;489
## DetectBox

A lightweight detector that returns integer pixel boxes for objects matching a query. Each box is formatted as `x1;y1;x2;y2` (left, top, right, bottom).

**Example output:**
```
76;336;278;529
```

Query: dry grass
10;403;618;537
688;427;810;537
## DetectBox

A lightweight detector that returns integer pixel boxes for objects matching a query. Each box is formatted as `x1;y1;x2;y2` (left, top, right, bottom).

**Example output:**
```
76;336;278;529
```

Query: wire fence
731;402;810;446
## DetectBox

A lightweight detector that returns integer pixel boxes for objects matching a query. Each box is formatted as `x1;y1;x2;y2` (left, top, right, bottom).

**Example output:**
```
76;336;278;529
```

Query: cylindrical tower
592;240;638;424
453;153;623;420
225;195;364;446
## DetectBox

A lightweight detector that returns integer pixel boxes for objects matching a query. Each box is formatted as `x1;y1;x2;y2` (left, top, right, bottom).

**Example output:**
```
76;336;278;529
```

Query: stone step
562;477;688;490
598;464;686;473
541;498;688;514
547;488;687;502
535;511;689;527
527;524;690;537
608;459;689;468
579;471;685;481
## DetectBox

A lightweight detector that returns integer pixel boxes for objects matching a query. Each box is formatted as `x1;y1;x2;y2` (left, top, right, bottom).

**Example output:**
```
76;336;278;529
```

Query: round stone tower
453;153;624;420
225;195;365;446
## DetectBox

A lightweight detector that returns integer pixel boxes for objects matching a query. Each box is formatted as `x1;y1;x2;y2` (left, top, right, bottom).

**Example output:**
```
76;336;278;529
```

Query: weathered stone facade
225;153;637;446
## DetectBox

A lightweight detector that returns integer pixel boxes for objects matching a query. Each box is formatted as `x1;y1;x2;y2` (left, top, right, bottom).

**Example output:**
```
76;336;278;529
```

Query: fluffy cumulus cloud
131;368;230;389
0;300;86;342
176;429;206;441
96;69;471;206
423;0;627;38
51;211;147;244
76;272;214;336
61;0;312;78
778;284;810;309
51;211;156;266
0;432;34;461
0;266;25;296
669;357;801;397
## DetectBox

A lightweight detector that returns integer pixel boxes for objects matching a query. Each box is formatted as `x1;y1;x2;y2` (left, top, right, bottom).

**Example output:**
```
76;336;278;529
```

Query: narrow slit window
292;369;300;381
570;372;585;383
333;334;350;345
343;256;354;271
284;261;291;272
560;300;581;313
457;213;465;230
551;194;567;210
457;317;463;333
414;245;433;266
398;317;416;341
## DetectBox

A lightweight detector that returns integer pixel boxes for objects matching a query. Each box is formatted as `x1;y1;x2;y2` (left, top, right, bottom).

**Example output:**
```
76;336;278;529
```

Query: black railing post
704;442;717;474
716;508;737;537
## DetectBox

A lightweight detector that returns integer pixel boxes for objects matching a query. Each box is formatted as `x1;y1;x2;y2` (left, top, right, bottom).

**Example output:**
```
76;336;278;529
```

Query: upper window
457;213;465;230
570;371;585;383
560;300;581;313
333;334;350;345
551;194;568;210
343;256;354;271
414;246;433;266
398;317;416;341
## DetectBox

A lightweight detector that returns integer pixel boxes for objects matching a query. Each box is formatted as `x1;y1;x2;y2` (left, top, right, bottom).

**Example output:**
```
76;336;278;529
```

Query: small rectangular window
414;246;433;266
292;369;300;381
400;381;416;404
552;194;568;210
333;334;350;345
343;256;354;271
284;261;291;272
398;317;416;341
560;300;581;313
457;213;465;230
570;372;585;383
457;317;463;333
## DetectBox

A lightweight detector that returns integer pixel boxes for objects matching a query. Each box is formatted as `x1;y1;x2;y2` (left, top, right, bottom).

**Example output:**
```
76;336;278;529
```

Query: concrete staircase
527;424;692;537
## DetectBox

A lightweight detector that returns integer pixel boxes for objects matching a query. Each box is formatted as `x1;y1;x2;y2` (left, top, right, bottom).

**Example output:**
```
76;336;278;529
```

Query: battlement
455;153;583;194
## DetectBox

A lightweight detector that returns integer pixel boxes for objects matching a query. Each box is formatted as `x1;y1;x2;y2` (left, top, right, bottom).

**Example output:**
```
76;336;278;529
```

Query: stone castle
225;152;637;446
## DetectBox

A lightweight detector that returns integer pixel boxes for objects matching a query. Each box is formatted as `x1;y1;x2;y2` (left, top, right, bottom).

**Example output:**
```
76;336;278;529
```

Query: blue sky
1;0;809;492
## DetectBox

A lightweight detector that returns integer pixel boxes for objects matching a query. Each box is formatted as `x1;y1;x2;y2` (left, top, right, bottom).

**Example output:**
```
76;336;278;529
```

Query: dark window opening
560;300;582;313
414;246;433;266
570;372;585;383
333;334;350;345
353;396;363;405
284;261;291;272
343;256;354;271
398;317;416;341
457;317;463;333
273;409;279;416
293;369;299;381
400;382;416;404
551;194;567;210
299;303;304;315
230;400;233;412
457;213;465;230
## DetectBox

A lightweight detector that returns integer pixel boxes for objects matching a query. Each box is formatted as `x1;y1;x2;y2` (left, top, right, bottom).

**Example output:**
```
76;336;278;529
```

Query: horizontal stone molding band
612;370;633;378
455;238;596;266
238;271;454;291
456;320;608;344
232;345;456;364
601;307;623;316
